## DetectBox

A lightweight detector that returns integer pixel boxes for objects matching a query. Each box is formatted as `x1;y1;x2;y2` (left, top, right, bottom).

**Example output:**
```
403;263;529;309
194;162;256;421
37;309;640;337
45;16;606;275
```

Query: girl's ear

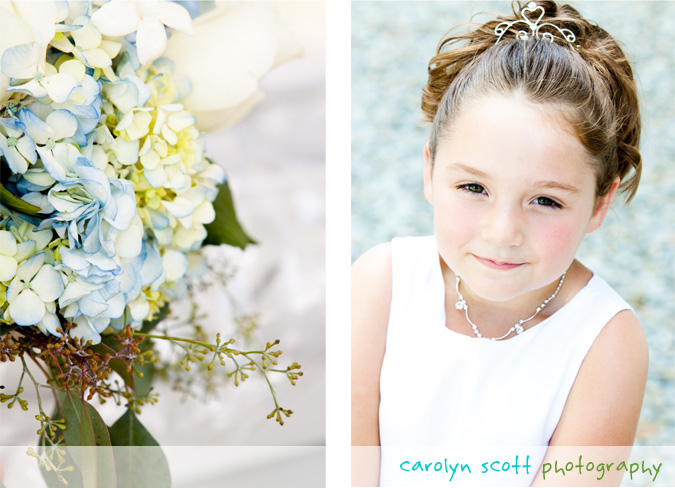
587;177;620;233
424;142;434;204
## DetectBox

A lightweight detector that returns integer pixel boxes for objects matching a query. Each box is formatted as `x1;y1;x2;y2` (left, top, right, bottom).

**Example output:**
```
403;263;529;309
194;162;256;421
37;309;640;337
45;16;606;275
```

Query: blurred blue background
352;1;674;448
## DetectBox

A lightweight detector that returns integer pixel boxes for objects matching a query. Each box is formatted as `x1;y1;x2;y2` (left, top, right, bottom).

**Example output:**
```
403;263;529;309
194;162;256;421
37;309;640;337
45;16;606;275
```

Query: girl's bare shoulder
352;242;393;303
351;243;393;354
352;243;394;448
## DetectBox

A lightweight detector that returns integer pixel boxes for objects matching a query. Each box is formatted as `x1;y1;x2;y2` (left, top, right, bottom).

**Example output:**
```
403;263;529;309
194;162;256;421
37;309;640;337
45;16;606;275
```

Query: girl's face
424;94;617;303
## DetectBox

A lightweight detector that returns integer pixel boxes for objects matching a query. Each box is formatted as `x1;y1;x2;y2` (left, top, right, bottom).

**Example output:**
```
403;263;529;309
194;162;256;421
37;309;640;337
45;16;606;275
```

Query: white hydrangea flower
6;253;64;327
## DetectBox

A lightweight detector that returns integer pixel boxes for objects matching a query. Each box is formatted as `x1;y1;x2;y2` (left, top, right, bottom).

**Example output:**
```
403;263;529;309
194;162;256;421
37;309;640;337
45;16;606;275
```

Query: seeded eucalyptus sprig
139;331;303;425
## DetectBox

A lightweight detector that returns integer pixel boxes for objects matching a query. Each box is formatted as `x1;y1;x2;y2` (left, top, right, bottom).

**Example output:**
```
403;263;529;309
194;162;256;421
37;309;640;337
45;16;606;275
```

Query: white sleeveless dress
378;236;632;487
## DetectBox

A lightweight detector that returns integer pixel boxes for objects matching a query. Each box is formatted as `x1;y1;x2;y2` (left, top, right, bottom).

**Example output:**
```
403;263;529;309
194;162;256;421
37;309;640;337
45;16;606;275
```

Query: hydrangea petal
163;249;188;282
0;230;17;256
60;280;95;306
80;48;112;68
16;253;45;282
162;197;193;218
59;59;86;80
71;16;101;50
1;42;41;79
139;244;163;285
2;145;29;174
106;80;139;113
111;137;139;166
0;255;18;282
29;228;54;251
37;146;67;181
21;191;53;214
144;166;166;188
128;297;150;322
31;265;64;302
42;72;81;103
46;110;78;141
37;310;62;336
78;295;109;317
147;208;169;230
16;135;37;164
193;201;216;224
68;315;102;344
104;292;125;318
14;241;37;262
60;247;88;270
9;289;46;325
12;1;57;47
115;215;143;258
19;107;53;144
6;277;22;303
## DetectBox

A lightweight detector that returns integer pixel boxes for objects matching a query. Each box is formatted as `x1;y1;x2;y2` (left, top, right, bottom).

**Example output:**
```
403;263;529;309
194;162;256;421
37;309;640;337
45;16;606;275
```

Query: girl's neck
440;258;584;337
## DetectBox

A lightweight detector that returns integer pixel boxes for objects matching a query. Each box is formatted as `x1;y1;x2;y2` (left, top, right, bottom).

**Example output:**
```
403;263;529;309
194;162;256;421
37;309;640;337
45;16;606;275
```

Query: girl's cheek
433;198;478;243
532;217;585;257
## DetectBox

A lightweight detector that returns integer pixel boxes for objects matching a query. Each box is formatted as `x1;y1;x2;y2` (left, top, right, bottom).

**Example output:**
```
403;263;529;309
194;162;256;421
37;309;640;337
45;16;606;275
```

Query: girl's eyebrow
532;180;580;193
445;162;488;178
446;163;580;193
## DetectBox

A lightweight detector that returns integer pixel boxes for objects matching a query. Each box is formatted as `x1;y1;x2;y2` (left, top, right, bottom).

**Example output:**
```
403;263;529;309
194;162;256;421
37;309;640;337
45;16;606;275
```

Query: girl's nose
479;203;525;247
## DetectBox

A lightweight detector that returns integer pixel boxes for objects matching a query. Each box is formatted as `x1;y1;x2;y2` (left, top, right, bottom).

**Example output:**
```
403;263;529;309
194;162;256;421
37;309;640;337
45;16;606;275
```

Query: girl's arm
532;310;649;486
351;243;393;487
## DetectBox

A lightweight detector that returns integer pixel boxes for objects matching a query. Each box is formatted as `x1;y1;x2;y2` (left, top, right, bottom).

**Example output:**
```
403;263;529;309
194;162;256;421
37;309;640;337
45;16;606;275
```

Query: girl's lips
473;255;524;270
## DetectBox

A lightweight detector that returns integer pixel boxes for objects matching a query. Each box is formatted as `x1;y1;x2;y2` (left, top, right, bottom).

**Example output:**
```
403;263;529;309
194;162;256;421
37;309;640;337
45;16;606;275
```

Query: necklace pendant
455;299;466;310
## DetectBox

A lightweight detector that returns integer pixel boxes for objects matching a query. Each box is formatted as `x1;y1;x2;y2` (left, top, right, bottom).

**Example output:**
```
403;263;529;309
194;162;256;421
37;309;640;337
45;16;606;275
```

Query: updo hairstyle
422;1;641;201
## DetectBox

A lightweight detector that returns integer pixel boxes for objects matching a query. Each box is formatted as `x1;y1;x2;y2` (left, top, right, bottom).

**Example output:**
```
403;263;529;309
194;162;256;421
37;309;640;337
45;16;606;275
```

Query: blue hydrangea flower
42;157;140;250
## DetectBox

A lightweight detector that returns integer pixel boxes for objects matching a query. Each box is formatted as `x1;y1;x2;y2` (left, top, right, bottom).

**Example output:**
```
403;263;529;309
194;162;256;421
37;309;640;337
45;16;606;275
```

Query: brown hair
421;1;641;201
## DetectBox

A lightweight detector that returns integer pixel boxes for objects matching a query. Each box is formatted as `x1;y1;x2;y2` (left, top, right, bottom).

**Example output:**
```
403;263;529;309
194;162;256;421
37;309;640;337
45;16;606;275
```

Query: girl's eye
459;183;486;194
532;196;562;209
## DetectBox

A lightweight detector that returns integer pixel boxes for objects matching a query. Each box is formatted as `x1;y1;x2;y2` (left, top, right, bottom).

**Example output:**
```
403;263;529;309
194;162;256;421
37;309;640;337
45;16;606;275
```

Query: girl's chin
455;278;527;303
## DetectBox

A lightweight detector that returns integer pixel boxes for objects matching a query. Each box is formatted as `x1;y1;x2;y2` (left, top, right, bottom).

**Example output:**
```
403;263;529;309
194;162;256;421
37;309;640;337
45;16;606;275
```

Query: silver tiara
494;2;579;47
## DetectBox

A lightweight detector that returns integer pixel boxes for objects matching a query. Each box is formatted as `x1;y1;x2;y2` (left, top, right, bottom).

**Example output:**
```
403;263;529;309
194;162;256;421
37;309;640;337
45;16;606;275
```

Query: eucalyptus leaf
59;393;116;488
0;323;18;336
203;180;256;249
61;392;111;447
109;409;171;488
0;181;41;216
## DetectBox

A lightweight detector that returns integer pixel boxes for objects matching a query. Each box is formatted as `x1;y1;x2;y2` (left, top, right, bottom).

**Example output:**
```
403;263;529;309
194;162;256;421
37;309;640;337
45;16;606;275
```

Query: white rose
163;2;302;133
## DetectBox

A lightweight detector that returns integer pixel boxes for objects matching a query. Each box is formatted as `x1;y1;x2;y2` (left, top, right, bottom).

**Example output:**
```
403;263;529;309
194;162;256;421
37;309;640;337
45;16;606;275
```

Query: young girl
352;1;648;486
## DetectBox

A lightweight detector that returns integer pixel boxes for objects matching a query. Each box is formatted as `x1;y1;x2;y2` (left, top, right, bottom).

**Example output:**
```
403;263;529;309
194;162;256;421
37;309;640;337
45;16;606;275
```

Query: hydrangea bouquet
0;1;302;485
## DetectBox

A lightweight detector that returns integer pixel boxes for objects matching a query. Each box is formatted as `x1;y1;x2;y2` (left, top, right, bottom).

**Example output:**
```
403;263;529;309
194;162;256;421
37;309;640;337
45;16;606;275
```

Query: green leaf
0;181;41;216
109;409;171;488
108;409;159;447
0;323;18;336
59;392;116;488
203;180;256;249
61;392;111;447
